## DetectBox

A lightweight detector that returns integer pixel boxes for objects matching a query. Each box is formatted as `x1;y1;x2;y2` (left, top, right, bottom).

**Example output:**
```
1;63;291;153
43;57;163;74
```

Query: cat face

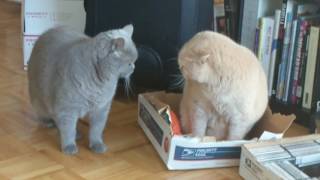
95;24;138;79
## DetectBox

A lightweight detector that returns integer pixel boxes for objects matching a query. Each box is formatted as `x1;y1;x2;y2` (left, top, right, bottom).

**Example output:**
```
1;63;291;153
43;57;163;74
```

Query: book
257;16;275;87
268;9;282;97
240;0;281;51
285;19;300;104
224;0;242;42
287;2;319;105
283;19;298;103
277;12;293;101
291;14;320;105
302;26;320;110
312;34;320;113
273;0;289;100
214;0;226;34
297;27;310;106
276;0;297;101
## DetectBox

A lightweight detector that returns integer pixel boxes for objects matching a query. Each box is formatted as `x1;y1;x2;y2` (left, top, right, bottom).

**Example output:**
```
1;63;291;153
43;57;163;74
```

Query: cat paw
90;143;107;153
62;144;78;155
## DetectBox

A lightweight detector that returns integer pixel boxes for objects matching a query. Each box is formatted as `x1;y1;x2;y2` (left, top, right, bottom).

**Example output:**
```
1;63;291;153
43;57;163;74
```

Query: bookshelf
214;0;320;132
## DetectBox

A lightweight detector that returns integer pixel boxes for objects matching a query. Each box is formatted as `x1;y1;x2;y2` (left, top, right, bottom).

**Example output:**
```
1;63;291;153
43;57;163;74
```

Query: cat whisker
169;74;185;89
124;77;133;97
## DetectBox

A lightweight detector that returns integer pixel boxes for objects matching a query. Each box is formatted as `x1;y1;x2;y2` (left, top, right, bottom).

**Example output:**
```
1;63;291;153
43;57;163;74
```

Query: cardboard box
23;0;85;35
22;0;86;69
23;35;38;70
239;134;320;180
137;91;295;170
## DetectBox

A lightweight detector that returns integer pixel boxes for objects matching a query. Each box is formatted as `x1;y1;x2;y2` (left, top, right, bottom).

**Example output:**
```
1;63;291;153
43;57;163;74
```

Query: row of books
255;1;320;112
213;0;320;112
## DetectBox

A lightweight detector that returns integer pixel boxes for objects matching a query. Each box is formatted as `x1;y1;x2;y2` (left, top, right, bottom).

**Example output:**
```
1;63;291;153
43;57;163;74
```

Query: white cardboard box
239;134;320;180
138;91;295;170
23;35;38;69
22;0;86;69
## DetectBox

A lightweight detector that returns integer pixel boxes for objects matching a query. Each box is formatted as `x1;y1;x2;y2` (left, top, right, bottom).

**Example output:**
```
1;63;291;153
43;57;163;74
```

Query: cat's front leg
88;103;111;153
190;105;209;137
55;114;79;155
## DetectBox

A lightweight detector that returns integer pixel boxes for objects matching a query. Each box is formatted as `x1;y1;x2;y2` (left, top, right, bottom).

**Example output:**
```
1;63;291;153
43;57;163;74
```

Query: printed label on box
23;35;39;68
24;0;85;35
174;146;241;161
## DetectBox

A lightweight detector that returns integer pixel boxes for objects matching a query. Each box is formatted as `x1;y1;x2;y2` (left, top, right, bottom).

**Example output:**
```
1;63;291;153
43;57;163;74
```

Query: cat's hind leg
30;98;56;128
227;115;255;140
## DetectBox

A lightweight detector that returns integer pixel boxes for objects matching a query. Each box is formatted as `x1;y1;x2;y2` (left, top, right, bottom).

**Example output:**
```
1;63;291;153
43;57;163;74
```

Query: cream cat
178;31;268;140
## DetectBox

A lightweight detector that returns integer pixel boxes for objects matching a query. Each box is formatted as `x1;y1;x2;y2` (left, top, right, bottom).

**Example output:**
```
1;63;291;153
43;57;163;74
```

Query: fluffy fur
27;25;138;154
178;31;268;140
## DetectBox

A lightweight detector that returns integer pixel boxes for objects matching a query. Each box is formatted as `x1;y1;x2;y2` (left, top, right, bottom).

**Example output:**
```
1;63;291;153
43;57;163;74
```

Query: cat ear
111;37;125;51
123;24;134;37
199;54;210;64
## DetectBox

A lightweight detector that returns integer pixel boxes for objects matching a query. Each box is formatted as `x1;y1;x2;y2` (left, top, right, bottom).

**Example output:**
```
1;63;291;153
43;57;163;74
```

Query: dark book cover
237;0;245;43
224;0;242;42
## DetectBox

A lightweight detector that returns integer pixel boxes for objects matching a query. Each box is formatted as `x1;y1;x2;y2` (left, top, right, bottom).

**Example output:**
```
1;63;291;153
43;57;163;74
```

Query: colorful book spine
291;20;308;104
268;9;282;97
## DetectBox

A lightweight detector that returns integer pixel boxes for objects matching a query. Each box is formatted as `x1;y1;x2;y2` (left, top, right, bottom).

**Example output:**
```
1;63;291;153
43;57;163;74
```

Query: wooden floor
0;1;310;179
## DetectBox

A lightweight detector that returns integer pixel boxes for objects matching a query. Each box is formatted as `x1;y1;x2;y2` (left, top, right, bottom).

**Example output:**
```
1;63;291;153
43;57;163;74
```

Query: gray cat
27;24;138;155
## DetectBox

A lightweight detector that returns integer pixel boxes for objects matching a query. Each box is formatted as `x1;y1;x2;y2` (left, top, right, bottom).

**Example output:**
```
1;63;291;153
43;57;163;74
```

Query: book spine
254;27;260;56
274;0;288;100
224;0;232;38
302;26;320;110
263;18;275;85
269;9;282;97
237;0;245;43
287;20;299;104
257;19;264;61
291;20;306;104
311;35;320;112
240;0;259;50
281;12;294;103
297;24;310;106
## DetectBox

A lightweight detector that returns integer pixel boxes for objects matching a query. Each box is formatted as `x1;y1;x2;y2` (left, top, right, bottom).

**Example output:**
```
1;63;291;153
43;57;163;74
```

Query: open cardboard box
137;91;296;170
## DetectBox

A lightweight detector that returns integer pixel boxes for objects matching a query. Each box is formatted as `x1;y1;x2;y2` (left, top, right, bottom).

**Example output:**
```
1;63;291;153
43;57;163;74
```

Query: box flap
143;91;182;114
246;107;296;139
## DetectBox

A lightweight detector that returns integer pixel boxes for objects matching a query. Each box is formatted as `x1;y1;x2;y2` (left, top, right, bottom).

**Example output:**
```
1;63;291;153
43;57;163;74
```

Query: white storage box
22;0;86;69
239;134;320;180
22;35;38;69
138;91;295;170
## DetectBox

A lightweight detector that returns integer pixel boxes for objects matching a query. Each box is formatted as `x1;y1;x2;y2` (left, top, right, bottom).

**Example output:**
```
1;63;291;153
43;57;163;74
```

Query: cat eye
129;63;134;68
